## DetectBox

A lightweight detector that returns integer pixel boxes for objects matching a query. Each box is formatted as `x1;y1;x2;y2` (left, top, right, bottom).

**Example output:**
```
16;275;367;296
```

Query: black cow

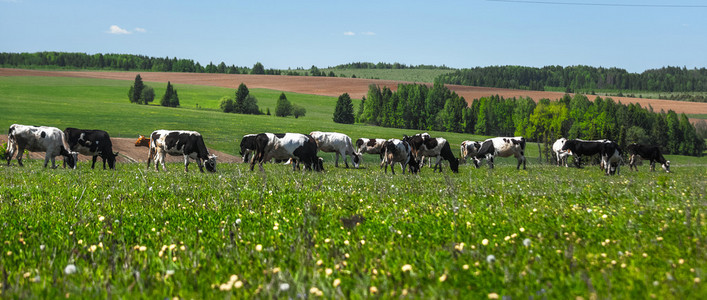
402;133;459;173
64;128;119;169
561;139;609;168
627;143;670;173
147;130;217;172
250;133;323;172
239;134;258;163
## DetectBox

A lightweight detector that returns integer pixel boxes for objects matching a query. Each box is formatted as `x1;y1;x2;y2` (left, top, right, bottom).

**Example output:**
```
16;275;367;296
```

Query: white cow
474;137;527;170
355;138;387;163
552;138;572;167
309;131;361;168
6;124;78;169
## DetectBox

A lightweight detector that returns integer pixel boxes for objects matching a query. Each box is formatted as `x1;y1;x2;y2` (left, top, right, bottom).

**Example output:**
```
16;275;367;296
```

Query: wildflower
40;245;45;251
255;244;263;252
523;238;532;247
438;274;447;282
234;280;243;288
280;283;290;291
310;287;323;296
325;268;333;276
235;218;241;225
401;264;413;272
165;269;175;276
139;246;147;252
333;278;341;287
369;286;378;294
98;216;105;222
519;227;525;232
695;277;701;283
64;264;77;275
316;259;323;266
482;239;489;246
487;255;496;263
344;240;350;245
454;243;465;251
488;292;500;299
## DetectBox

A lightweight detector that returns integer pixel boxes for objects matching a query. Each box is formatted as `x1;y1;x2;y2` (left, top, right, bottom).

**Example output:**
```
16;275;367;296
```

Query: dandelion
255;244;263;252
139;246;147;252
463;264;469;270
482;239;489;246
234;280;243;288
325;268;333;276
602;214;608;219
488;292;500;299
519;227;525;232
344;240;350;245
438;274;447;282
369;286;378;294
454;243;465;251
360;240;365;245
316;259;323;266
333;278;341;287
98;216;105;222
523;238;531;247
486;254;496;263
279;283;290;291
64;264;77;275
401;264;413;272
695;277;701;283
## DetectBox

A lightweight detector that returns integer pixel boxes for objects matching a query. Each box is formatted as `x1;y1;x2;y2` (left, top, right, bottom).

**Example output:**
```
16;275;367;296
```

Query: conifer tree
333;93;355;124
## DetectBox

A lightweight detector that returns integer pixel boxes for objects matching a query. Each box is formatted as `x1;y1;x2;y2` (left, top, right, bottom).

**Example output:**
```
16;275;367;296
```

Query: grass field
1;75;706;298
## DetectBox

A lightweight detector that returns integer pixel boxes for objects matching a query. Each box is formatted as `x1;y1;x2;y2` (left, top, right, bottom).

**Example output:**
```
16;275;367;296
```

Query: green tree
129;74;144;104
292;105;306;118
252;62;265;75
243;94;260;115
355;96;365;123
161;81;179;107
333;93;355;124
234;83;249;113
141;86;155;104
275;93;292;117
219;96;235;113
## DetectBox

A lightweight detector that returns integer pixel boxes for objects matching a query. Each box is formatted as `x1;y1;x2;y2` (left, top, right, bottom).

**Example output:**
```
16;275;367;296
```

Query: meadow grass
0;160;705;298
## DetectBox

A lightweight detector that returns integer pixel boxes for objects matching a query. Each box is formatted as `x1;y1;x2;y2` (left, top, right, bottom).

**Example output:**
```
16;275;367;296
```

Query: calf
627;143;670;173
310;131;361;168
239;134;258;163
64;128;119;169
6;124;78;169
147;130;217;173
552;138;572;167
460;140;482;166
403;133;459;173
474;137;527;170
381;139;419;175
355;138;387;163
250;133;323;172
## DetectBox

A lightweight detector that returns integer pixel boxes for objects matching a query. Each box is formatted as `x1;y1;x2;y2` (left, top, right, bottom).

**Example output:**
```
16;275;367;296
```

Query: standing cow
460;140;482;166
309;131;361;168
6;124;78;169
474;137;527;170
239;134;258;163
250;133;323;172
403;133;459;173
381;139;419;175
552;138;572;167
355;138;387;164
627;143;670;173
561;139;609;168
147;130;217;173
64;128;119;169
601;140;623;175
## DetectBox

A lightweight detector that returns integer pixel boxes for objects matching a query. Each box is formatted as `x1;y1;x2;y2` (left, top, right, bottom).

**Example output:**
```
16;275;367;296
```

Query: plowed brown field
2;68;706;119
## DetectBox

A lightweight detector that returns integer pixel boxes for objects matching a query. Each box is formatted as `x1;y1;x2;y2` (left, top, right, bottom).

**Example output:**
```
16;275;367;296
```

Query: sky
1;0;706;73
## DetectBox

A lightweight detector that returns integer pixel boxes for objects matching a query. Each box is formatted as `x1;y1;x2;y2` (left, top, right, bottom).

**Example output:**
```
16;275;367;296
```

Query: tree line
357;83;705;156
0;52;282;74
437;65;707;95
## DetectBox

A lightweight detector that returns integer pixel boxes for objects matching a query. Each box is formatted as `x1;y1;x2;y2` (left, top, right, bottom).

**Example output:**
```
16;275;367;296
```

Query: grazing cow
381;139;419;174
355;138;387;162
250;133;323;172
552;138;572;167
403;133;459;173
63;128;119;169
460;140;482;166
561;139;610;168
135;135;150;147
309;131;361;168
601;140;623;175
6;124;78;169
627;143;670;173
474;137;527;170
147;130;217;172
239;134;258;163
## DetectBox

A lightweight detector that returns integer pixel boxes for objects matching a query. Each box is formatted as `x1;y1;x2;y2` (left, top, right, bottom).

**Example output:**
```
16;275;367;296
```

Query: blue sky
1;0;705;73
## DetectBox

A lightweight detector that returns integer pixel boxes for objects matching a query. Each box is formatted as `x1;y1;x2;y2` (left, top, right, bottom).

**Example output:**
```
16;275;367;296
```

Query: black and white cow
561;139;609;168
355;138;387;163
250;133;323;172
552;138;572;167
6;124;78;169
309;131;361;168
239;134;258;163
474;137;527;170
63;128;119;169
381;139;419;175
627;143;670;173
460;140;482;166
601;140;623;176
403;133;459;173
147;130;217;173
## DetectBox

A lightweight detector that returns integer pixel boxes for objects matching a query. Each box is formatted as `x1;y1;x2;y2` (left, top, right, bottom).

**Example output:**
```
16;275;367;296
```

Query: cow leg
7;144;20;166
196;157;206;173
433;156;443;172
89;155;97;169
343;151;351;168
487;155;494;169
650;161;656;172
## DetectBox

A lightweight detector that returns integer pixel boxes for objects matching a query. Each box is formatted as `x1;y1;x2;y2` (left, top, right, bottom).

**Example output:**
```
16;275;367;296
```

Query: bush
292;105;306;118
219;97;235;113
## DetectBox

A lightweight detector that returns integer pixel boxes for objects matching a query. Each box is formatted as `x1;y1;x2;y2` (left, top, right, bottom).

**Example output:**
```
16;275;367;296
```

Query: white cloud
343;31;355;36
361;31;376;36
108;25;130;35
134;27;147;33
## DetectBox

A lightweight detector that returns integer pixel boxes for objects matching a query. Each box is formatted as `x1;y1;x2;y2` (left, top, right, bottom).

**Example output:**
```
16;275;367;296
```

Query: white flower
235;219;241;225
523;238;532;247
486;254;496;263
165;269;175;276
401;264;413;272
482;239;489;246
280;283;290;291
64;264;77;275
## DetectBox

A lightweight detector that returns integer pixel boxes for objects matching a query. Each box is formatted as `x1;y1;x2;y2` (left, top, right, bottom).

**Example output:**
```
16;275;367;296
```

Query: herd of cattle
5;123;671;175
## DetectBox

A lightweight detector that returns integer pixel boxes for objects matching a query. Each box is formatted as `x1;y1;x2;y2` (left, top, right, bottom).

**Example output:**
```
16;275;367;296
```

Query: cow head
135;135;150;147
449;157;459;173
314;157;325;172
63;150;79;169
107;152;119;169
662;161;671;173
352;152;361;168
205;154;217;172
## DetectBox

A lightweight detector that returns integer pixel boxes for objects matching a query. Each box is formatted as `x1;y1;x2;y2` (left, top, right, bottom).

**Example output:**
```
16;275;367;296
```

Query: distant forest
437;65;707;94
358;83;705;157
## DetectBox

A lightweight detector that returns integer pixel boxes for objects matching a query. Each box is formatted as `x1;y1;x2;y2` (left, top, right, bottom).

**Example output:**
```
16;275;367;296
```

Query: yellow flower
325;268;333;276
488;292;500;299
438;274;447;282
482;239;489;246
98;216;105;222
333;278;341;287
255;244;263;252
369;286;378;294
401;264;413;272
